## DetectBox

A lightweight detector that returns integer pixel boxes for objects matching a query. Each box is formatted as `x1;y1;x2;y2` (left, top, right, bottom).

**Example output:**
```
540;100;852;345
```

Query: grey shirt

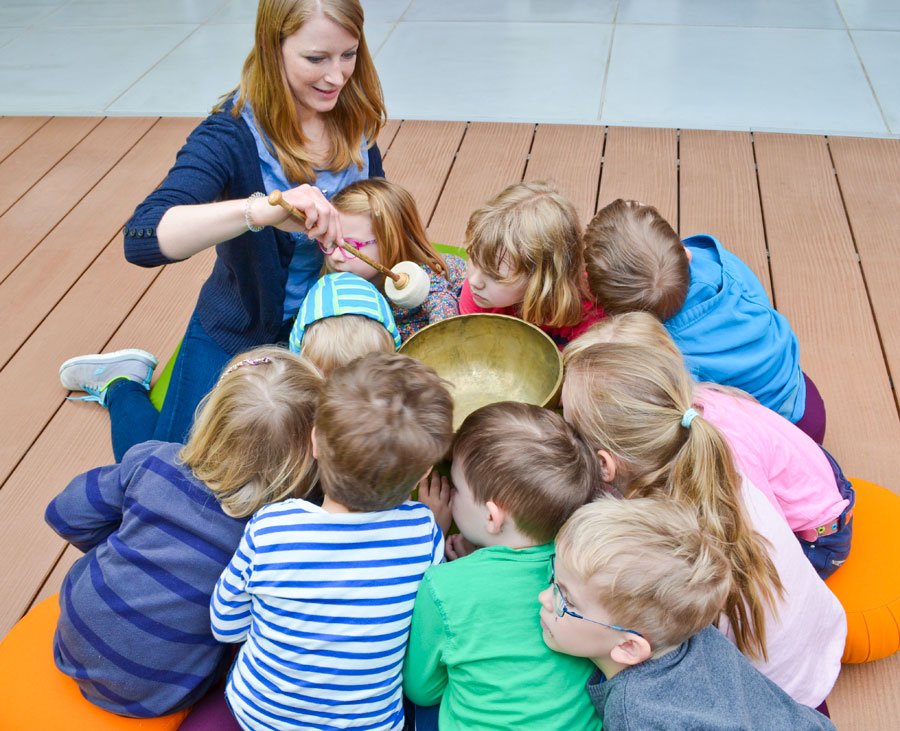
587;626;836;731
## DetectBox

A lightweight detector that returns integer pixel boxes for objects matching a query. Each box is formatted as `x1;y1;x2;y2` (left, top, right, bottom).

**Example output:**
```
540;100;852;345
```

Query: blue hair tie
681;407;700;429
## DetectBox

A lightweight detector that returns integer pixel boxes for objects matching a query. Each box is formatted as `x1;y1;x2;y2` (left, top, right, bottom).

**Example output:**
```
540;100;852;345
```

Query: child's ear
310;427;319;459
609;635;653;667
683;245;693;264
596;449;618;483
485;500;508;535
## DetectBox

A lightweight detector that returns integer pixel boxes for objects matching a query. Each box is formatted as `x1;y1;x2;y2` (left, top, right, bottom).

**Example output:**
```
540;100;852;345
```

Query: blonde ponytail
563;335;783;660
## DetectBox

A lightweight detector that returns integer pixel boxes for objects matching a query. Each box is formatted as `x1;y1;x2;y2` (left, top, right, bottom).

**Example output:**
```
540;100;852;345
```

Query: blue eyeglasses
549;557;643;637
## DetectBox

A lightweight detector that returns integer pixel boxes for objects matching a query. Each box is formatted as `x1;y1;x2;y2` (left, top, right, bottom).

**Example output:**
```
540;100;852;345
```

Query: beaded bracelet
244;191;266;232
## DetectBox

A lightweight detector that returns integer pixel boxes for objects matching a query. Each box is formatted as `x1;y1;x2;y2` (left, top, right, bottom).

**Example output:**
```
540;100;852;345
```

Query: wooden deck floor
1;116;899;729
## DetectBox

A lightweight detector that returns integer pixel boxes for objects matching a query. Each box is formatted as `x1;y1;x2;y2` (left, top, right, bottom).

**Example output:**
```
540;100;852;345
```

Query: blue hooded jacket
665;234;805;421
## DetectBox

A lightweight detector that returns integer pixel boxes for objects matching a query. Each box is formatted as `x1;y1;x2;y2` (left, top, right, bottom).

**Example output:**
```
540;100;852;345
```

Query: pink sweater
720;478;846;707
696;387;848;532
458;279;605;349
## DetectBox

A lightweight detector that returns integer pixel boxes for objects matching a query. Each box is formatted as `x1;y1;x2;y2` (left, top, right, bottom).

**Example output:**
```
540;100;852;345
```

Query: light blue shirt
240;104;369;318
665;234;806;421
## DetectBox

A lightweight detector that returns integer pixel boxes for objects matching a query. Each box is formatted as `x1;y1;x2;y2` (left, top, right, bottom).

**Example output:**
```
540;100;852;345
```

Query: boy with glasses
404;402;603;730
541;496;836;730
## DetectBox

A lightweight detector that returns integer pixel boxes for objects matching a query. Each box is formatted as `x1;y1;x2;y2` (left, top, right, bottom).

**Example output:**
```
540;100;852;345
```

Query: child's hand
418;471;452;538
445;534;478;561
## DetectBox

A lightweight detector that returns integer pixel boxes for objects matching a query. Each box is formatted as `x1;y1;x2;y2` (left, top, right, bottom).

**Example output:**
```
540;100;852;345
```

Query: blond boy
211;353;453;730
541;496;836;730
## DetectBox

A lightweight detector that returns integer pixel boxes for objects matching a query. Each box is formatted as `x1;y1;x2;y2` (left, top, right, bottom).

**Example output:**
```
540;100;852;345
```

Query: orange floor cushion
825;478;900;663
0;594;189;730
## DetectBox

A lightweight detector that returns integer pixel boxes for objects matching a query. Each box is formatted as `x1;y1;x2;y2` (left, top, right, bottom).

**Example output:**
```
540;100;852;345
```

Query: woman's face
281;12;358;120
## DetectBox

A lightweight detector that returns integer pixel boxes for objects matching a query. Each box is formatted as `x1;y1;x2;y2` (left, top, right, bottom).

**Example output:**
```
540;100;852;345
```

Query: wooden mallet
267;190;430;308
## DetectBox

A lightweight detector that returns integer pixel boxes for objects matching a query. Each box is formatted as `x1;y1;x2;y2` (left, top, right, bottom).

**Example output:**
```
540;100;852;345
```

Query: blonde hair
331;178;449;279
583;199;689;320
556;495;732;651
315;352;453;511
180;346;323;518
452;402;604;544
563;341;783;661
565;312;757;403
301;314;395;376
218;0;385;184
466;181;586;328
565;311;684;362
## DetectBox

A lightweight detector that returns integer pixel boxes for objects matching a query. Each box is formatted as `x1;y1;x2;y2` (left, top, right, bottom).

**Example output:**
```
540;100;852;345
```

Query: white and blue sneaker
59;349;158;407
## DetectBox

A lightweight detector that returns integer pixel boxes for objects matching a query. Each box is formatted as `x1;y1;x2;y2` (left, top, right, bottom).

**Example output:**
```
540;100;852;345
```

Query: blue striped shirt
211;499;443;730
44;441;248;717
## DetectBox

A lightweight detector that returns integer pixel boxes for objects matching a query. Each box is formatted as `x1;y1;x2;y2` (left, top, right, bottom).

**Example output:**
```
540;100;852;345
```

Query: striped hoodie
45;440;247;717
211;498;443;730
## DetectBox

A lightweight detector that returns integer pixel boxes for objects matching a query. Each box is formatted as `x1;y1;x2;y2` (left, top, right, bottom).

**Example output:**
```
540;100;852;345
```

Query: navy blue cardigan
124;107;384;355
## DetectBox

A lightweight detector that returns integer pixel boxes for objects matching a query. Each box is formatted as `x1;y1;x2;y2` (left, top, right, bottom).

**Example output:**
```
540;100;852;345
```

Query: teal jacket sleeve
402;570;449;705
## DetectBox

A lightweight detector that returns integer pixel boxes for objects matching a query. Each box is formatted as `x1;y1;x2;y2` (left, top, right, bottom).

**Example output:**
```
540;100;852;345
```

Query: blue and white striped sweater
44;440;248;717
211;499;443;731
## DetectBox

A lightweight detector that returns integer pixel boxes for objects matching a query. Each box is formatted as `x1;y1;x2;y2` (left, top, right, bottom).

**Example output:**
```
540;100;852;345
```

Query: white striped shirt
211;499;443;731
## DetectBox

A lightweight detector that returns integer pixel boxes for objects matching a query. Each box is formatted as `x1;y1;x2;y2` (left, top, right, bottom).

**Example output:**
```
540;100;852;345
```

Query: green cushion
435;242;467;260
149;340;180;412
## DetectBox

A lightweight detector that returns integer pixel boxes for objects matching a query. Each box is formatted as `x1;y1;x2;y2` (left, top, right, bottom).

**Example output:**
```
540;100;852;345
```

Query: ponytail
563;336;783;660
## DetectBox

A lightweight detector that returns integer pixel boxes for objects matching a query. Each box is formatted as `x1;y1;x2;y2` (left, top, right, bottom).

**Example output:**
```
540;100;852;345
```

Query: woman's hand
253;184;343;246
445;534;478;561
417;470;452;538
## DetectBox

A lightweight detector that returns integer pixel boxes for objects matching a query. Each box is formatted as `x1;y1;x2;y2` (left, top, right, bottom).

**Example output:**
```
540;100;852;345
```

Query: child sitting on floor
207;353;453;731
458;181;605;348
541;496;836;730
404;402;603;730
561;337;847;709
44;347;322;718
583;199;826;443
324;178;466;341
566;312;854;579
288;272;400;374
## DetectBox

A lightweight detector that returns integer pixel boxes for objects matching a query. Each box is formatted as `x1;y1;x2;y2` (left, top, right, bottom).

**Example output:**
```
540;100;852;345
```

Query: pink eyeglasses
317;238;377;256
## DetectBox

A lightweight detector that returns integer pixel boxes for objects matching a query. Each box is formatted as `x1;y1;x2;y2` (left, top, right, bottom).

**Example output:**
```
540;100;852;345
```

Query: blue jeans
107;312;231;461
797;448;855;580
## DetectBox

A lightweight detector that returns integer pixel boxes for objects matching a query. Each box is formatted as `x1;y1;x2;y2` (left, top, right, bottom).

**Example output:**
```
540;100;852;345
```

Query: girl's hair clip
222;356;272;377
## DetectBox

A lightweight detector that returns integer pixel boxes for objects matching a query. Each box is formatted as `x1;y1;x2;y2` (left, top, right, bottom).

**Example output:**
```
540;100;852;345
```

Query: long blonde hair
466;181;586;328
180;346;323;518
562;337;783;660
331;178;449;279
218;0;386;184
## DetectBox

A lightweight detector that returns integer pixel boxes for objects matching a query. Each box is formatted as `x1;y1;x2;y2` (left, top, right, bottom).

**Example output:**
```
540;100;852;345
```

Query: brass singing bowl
399;313;563;430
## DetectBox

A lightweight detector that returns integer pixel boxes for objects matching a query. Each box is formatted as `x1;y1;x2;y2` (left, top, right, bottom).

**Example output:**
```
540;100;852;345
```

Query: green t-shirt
403;543;602;730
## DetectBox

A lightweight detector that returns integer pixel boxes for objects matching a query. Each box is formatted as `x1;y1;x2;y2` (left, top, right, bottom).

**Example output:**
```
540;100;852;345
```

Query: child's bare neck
321;495;351;514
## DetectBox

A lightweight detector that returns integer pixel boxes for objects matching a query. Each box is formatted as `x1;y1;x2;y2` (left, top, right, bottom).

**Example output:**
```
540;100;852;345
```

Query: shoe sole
59;348;159;380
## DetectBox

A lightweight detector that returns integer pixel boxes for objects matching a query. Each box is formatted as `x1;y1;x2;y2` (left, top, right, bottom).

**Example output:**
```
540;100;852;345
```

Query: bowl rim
398;313;564;409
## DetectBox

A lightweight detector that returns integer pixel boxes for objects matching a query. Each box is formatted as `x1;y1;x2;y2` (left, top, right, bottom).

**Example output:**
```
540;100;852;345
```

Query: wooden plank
0;238;159;487
0;118;199;370
829;653;900;730
525;124;605;225
828;136;900;416
0;249;214;637
377;118;401;155
679;130;772;300
0;117;100;216
597;126;678;226
754;133;900;489
0;116;157;283
427;122;534;246
381;120;466;223
0;117;50;164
